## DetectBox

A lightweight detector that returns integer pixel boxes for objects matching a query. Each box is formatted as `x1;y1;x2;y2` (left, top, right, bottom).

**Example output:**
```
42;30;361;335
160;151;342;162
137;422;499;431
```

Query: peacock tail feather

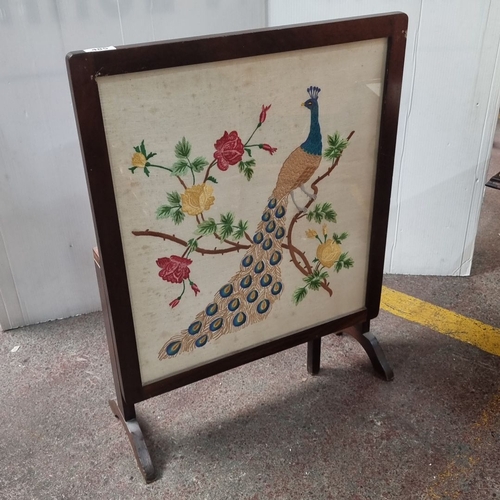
158;195;288;359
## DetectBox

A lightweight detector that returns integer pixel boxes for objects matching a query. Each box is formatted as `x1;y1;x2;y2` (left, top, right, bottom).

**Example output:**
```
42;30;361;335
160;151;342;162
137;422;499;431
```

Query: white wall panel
268;0;500;276
0;0;266;329
2;0;499;329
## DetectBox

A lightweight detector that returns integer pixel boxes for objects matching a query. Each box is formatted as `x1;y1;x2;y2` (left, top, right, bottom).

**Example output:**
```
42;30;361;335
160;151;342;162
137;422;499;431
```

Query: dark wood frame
68;12;407;482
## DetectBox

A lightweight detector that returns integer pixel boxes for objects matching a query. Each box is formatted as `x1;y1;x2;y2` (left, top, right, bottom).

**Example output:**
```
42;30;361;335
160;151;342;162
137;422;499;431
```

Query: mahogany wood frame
68;12;407;482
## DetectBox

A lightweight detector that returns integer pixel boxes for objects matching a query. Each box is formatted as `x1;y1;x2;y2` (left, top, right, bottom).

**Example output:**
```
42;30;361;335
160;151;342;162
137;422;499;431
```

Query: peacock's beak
301;102;305;106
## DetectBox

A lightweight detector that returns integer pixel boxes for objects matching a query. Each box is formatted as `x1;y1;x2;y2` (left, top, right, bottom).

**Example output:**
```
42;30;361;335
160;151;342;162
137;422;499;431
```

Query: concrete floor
1;137;499;499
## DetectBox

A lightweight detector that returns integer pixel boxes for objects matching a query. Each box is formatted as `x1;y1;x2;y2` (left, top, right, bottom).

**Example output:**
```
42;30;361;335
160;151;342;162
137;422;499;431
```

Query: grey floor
1;132;499;499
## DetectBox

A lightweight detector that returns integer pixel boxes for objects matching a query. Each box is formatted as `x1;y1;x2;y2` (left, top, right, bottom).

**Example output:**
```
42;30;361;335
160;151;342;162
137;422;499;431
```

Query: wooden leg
307;337;321;375
109;398;156;483
343;324;394;381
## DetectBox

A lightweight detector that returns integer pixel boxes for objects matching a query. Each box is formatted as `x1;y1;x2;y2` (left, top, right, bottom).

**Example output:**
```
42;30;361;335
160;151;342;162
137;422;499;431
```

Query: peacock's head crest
303;86;321;109
307;86;321;100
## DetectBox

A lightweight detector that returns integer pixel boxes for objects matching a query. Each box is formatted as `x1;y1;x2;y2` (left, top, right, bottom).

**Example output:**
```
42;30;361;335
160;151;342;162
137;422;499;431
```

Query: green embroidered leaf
220;212;234;226
129;167;137;174
191;157;209;173
245;148;252;157
303;271;324;291
206;175;218;184
219;224;233;240
171;159;189;176
324;132;349;161
244;167;254;181
167;191;181;206
156;192;184;224
140;140;147;157
293;287;308;305
334;252;353;272
321;203;337;222
343;257;354;269
241;159;256;169
144;167;150;177
317;270;329;281
238;160;255;181
196;218;217;235
156;205;172;218
233;219;249;240
309;279;322;291
175;137;191;159
219;212;235;240
306;204;322;223
146;152;157;160
134;146;141;153
332;232;348;244
304;273;317;285
171;208;185;225
306;203;337;223
187;238;199;253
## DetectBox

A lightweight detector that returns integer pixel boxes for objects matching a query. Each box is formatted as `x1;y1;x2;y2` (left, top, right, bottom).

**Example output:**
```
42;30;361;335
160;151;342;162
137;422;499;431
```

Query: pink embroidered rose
213;131;244;171
156;255;192;284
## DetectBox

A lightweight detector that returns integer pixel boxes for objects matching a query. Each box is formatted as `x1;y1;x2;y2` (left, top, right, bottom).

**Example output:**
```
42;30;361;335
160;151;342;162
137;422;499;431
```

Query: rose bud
169;298;181;308
190;281;201;296
259;104;271;125
260;144;277;155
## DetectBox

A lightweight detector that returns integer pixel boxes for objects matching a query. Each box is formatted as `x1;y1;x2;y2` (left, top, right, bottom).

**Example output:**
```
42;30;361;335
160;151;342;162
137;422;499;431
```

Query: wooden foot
109;399;156;483
307;337;321;375
343;325;394;381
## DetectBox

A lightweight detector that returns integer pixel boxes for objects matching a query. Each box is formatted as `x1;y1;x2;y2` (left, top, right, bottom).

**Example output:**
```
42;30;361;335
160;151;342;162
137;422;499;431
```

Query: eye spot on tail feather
257;299;270;314
260;274;273;287
228;298;240;311
275;205;286;218
240;275;252;288
206;303;218;316
220;284;233;297
254;261;265;274
195;335;208;347
166;341;182;356
233;312;247;327
275;227;286;240
209;317;223;332
188;321;202;335
262;238;273;251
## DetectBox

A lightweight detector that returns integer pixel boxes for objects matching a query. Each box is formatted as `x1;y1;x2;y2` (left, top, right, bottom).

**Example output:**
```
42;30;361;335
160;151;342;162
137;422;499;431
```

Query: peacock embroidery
129;86;355;359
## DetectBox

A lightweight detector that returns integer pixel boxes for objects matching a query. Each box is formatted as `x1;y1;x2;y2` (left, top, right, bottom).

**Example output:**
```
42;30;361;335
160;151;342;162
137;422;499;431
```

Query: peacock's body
159;86;323;359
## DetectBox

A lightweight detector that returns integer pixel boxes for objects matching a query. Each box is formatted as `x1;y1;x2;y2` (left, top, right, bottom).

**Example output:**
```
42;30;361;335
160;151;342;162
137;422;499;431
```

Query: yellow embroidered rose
316;239;342;268
181;183;215;216
131;152;147;168
305;229;318;239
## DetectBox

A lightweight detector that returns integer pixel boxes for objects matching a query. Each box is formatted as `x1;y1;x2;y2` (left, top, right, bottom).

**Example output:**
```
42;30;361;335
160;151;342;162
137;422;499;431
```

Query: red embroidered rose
213;131;244;171
157;255;192;284
259;104;271;125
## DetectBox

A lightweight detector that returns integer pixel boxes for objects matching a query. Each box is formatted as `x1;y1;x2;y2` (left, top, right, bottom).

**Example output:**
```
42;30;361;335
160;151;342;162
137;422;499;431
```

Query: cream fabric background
96;38;387;384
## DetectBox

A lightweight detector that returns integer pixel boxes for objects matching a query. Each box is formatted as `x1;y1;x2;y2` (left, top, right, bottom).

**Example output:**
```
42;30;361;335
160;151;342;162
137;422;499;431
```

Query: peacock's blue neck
301;105;322;156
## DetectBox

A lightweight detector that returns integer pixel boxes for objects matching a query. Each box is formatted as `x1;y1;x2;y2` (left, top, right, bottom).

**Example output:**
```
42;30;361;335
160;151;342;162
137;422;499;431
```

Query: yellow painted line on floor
380;286;500;357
